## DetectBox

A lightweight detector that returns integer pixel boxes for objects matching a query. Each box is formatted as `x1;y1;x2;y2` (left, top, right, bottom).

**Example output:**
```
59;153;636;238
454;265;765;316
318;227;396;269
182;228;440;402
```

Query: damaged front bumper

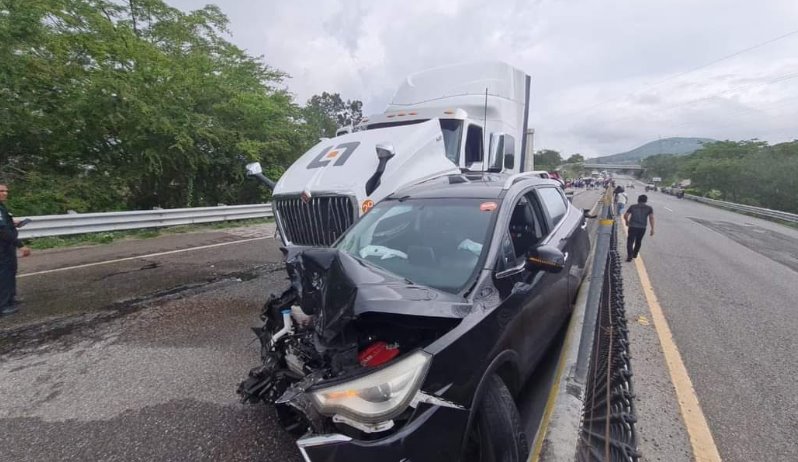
296;404;468;462
239;247;474;460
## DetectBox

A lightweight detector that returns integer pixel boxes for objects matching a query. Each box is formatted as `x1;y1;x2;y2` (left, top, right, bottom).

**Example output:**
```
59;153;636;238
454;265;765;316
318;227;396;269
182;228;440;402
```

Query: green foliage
302;92;364;139
0;0;333;214
642;140;798;213
566;153;585;163
534;149;562;171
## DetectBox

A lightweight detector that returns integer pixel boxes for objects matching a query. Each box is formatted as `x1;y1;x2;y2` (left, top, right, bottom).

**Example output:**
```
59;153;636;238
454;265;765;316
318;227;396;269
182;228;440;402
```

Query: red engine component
358;341;400;368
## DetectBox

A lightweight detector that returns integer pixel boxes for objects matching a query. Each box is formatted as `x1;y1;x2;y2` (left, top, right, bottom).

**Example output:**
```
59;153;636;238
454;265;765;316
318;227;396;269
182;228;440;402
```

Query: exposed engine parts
237;247;459;436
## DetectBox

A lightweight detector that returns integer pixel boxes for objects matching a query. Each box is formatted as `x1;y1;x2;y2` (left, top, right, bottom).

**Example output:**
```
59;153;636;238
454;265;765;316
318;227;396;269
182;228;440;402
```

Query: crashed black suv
239;172;590;462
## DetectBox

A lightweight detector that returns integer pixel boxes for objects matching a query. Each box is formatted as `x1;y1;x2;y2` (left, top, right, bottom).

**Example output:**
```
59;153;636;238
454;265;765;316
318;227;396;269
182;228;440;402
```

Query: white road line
665;207;673;212
19;236;271;278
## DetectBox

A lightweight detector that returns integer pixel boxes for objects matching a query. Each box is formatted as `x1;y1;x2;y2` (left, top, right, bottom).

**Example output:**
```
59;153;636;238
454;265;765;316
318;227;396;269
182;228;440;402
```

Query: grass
26;218;273;250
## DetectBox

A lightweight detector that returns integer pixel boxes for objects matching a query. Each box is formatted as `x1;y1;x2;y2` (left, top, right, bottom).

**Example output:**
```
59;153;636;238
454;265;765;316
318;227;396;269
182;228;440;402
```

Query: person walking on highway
616;189;628;216
623;194;654;262
0;184;31;316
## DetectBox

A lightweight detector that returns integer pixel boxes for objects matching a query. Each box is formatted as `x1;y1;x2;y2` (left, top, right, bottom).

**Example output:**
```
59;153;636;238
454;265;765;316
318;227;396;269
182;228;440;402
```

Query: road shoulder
619;226;694;462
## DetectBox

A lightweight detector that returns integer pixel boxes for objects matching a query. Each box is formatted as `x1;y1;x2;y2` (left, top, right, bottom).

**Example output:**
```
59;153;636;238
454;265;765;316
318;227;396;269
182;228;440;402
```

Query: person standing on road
0;184;31;316
616;189;628;216
623;194;654;262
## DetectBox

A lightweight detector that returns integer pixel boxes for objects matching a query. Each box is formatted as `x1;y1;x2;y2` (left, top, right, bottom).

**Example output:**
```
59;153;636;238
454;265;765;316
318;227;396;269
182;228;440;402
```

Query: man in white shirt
616;190;628;216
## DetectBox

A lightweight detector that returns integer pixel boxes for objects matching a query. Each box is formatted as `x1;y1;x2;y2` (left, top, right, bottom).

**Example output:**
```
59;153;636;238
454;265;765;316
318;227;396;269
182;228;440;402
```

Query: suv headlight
310;351;431;423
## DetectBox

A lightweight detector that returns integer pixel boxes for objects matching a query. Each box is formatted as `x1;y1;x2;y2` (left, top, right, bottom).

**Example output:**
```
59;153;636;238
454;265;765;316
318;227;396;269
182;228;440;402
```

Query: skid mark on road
689;218;798;273
19;237;270;278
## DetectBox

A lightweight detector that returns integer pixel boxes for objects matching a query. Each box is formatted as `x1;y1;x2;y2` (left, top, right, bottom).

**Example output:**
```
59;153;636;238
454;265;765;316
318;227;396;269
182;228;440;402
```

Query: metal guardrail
683;194;798;224
18;204;273;239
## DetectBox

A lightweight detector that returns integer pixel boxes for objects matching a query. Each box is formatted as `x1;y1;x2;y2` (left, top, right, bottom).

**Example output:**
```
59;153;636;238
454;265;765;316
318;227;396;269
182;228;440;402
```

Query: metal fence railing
18;204;273;239
683;194;798;224
577;219;640;461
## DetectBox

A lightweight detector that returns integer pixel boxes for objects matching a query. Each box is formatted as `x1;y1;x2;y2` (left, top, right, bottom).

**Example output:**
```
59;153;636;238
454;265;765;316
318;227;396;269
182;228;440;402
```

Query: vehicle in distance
238;172;591;462
645;183;657;192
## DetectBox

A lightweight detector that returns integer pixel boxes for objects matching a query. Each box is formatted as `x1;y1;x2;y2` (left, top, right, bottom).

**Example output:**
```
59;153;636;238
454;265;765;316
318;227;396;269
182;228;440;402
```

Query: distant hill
591;137;717;164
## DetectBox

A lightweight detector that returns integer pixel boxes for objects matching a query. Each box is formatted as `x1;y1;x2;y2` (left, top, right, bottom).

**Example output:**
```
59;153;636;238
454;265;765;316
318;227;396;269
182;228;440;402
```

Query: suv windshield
336;198;495;292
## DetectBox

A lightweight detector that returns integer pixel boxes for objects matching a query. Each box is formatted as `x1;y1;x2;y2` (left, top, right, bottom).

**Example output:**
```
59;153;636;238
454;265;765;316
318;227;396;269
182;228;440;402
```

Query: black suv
239;172;590;462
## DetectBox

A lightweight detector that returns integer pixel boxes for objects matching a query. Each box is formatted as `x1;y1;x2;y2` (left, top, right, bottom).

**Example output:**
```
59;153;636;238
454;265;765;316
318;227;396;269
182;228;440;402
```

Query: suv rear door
535;186;582;307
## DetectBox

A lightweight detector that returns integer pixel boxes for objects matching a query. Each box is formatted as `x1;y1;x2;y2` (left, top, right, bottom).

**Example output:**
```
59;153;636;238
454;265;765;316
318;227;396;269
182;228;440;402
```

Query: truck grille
274;195;357;246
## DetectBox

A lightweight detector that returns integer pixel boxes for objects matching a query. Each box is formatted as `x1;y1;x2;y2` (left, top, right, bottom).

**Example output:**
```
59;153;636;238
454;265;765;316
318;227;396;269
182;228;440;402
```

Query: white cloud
170;0;798;157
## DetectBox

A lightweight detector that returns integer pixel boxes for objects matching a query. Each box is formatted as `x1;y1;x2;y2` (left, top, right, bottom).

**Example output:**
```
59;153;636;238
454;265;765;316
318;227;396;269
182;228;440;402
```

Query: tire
463;374;529;462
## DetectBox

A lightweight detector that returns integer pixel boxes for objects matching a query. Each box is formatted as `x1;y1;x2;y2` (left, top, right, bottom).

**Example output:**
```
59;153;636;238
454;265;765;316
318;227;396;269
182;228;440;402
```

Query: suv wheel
463;374;528;462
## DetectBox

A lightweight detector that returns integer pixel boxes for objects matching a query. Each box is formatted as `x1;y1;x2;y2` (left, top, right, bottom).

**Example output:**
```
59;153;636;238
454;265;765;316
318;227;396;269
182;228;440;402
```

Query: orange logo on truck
361;199;374;214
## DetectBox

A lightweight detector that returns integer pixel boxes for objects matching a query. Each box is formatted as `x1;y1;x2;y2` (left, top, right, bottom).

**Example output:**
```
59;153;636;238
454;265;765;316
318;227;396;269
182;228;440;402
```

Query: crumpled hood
273;119;459;202
284;247;470;348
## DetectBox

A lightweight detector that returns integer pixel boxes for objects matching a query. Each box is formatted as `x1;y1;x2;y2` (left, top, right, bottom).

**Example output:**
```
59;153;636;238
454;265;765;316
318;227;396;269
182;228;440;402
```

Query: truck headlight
310;351;431;423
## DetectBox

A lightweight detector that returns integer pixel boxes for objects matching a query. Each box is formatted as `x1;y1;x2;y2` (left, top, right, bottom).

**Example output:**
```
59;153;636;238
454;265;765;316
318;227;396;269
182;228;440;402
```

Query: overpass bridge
583;162;643;171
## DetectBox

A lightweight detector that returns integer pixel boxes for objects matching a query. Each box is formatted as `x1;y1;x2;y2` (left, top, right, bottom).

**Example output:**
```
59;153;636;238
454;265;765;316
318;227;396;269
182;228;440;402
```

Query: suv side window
537;187;567;226
495;191;545;271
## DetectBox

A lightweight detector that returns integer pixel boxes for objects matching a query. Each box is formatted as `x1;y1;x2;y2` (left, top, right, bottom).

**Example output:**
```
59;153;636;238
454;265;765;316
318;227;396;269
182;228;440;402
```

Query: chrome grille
274;195;357;246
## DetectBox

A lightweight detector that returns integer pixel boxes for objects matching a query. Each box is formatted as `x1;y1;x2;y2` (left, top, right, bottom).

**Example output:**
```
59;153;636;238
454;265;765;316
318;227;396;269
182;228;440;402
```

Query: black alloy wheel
462;374;529;462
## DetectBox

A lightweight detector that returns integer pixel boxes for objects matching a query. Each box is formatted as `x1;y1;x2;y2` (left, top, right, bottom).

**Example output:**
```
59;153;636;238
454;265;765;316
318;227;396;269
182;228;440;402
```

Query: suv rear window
537;187;567;226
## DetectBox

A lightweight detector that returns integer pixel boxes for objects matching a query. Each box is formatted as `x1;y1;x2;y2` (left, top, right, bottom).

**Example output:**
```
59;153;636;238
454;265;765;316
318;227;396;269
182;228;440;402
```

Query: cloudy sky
171;0;798;158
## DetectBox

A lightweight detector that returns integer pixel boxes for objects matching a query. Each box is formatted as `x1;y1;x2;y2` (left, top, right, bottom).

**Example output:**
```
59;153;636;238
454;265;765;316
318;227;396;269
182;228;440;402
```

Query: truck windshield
336;198;494;293
366;118;463;165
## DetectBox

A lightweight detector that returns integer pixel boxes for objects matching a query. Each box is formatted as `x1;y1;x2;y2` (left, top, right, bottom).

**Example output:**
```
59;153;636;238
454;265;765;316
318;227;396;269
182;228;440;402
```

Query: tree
566;153;585;163
534;149;563;171
1;0;311;212
302;92;363;139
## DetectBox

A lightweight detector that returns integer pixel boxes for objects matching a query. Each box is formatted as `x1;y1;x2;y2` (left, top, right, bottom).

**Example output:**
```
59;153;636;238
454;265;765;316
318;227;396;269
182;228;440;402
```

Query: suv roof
390;172;559;200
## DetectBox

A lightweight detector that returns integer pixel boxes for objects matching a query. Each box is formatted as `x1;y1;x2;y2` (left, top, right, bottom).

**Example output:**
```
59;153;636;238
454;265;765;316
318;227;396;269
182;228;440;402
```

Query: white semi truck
247;61;533;246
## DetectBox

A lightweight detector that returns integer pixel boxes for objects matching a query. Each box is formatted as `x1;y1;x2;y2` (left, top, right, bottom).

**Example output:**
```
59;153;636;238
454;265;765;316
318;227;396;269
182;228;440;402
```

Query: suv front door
492;188;570;380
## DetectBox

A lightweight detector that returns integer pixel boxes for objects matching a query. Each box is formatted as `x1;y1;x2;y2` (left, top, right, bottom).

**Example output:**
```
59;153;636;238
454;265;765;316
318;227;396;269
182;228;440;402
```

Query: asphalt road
1;224;305;461
618;179;797;462
6;186;793;462
0;189;603;462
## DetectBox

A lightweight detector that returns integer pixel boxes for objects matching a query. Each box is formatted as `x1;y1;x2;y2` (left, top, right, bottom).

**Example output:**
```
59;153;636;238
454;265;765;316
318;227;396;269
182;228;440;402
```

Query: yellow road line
19;236;270;278
621;224;723;461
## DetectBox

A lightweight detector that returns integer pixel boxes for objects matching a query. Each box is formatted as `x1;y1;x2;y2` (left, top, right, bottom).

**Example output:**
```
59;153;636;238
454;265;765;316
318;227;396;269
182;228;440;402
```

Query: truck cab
250;62;533;247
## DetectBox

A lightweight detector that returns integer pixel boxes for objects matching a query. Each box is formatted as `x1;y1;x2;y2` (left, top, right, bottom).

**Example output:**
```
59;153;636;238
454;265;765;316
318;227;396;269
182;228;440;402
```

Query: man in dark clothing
623;194;654;262
0;184;31;316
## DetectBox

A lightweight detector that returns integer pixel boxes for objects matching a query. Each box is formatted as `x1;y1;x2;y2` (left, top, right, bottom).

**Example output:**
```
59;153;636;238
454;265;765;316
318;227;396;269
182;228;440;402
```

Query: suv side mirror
526;244;565;273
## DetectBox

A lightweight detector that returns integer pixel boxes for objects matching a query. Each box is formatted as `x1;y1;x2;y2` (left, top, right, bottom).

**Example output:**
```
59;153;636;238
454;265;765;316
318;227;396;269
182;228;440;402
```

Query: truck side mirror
244;161;276;189
376;144;395;160
504;153;514;170
246;162;263;176
366;144;396;195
